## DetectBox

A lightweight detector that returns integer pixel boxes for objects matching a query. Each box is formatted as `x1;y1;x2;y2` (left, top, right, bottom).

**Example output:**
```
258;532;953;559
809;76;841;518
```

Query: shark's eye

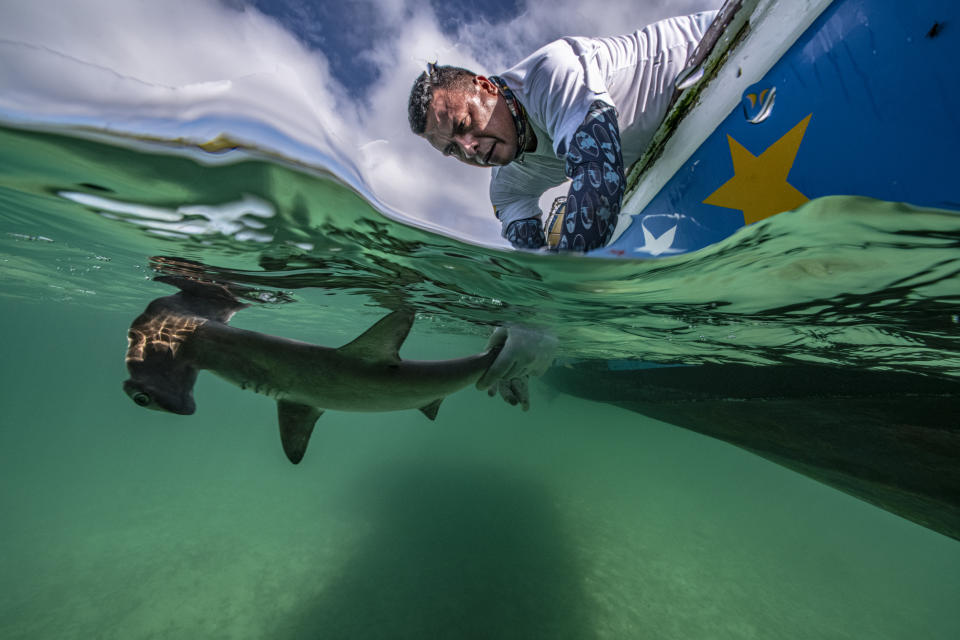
132;392;151;407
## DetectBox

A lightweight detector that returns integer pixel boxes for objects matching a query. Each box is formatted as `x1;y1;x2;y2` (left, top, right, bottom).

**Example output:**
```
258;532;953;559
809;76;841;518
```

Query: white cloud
0;0;720;246
0;0;369;206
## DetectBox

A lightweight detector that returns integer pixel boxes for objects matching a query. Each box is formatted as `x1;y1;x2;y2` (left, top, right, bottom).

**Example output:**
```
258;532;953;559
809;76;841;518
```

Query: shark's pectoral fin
277;400;324;464
337;310;413;365
419;398;443;421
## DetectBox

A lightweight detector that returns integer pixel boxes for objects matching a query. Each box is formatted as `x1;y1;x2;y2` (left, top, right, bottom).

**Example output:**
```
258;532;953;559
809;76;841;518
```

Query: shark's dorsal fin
277;400;324;464
419;399;443;420
337;311;414;365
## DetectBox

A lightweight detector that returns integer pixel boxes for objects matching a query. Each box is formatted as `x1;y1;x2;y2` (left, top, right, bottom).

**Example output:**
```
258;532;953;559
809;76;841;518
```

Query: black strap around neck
489;75;532;163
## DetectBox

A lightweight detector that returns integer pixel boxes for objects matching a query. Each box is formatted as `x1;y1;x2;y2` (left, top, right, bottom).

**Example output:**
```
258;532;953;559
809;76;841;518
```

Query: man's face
422;76;518;167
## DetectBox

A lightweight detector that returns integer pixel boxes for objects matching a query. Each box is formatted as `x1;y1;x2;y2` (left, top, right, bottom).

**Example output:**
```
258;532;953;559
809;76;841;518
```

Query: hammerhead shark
123;276;501;464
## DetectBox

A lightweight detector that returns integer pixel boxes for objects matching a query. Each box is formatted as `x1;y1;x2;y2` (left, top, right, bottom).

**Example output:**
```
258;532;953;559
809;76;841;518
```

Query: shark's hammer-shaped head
123;300;201;415
123;276;246;415
123;372;197;414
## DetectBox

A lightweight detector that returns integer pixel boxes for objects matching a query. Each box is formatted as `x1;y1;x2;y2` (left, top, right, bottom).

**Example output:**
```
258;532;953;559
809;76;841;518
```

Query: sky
0;0;718;245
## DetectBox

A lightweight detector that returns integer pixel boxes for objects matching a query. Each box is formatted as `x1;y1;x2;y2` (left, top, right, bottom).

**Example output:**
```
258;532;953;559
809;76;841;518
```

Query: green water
1;124;960;638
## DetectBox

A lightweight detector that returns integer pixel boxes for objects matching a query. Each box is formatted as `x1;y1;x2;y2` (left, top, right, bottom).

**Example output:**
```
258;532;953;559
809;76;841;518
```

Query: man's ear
474;75;499;96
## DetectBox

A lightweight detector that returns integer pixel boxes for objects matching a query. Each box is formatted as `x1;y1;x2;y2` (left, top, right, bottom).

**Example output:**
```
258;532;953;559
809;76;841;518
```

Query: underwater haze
1;123;959;639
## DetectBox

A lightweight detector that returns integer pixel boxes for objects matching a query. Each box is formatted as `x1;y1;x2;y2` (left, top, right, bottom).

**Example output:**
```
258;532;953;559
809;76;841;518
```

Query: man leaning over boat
406;11;717;402
408;10;717;252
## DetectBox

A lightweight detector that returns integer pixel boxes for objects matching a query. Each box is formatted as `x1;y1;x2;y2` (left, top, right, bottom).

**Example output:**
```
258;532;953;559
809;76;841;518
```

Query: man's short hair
408;65;477;135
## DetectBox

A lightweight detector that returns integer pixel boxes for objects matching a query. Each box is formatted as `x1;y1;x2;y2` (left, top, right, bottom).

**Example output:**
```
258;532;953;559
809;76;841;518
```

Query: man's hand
478;325;558;410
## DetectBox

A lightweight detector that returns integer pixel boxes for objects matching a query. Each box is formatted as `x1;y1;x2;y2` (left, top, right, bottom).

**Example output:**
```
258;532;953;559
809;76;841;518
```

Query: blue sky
232;0;526;96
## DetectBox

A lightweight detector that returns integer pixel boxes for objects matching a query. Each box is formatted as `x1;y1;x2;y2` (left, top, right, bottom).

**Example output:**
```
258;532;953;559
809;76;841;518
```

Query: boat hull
544;361;960;541
597;0;960;258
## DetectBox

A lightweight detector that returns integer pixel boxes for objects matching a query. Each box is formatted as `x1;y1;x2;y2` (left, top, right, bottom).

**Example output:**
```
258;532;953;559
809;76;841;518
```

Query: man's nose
454;135;478;159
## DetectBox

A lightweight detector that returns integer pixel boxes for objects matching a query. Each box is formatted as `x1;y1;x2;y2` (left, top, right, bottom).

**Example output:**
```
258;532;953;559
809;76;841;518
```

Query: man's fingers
491;378;528;409
484;326;509;351
498;379;519;406
484;376;530;411
478;348;521;390
508;378;530;411
477;360;506;390
501;361;521;383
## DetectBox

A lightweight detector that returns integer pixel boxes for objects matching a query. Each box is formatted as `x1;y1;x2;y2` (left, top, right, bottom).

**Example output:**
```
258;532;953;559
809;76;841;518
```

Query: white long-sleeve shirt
490;11;717;234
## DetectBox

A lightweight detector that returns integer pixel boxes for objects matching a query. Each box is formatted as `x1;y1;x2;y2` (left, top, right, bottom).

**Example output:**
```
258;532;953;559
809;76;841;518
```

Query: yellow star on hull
704;114;812;224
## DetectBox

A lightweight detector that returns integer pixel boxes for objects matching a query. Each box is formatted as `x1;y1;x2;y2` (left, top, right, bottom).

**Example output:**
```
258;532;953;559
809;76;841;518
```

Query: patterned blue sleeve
504;217;546;249
557;101;625;252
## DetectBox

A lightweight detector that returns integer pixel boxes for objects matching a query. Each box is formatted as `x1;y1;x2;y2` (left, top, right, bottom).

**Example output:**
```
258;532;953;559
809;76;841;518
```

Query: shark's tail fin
123;277;247;414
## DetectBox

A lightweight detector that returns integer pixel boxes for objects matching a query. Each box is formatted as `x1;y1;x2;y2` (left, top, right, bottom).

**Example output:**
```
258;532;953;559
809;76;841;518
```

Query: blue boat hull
597;0;960;258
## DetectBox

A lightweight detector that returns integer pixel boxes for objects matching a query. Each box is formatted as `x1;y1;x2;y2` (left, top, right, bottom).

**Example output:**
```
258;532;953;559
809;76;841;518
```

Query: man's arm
499;100;625;252
555;101;625;252
492;188;551;250
504;217;546;249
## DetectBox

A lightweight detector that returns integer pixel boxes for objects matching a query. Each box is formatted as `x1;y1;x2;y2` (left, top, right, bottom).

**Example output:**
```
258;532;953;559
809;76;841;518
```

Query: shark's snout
123;378;196;415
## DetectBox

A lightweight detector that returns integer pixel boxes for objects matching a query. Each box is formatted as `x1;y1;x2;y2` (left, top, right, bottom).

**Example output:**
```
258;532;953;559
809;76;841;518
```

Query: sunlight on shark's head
123;305;205;415
123;275;249;415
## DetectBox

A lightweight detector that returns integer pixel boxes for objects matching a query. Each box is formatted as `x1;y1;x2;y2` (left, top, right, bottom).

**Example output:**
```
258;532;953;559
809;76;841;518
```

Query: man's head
408;65;519;167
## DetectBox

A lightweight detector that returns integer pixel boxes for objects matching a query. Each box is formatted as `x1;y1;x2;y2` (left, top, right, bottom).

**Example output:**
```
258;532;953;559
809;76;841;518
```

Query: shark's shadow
288;460;595;640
